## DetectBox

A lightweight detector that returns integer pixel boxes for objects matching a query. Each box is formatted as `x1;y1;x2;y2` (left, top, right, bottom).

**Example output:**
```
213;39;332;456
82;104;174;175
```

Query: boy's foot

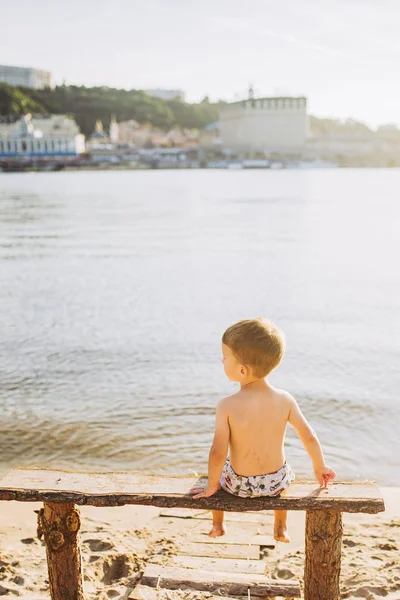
208;523;226;538
274;523;290;543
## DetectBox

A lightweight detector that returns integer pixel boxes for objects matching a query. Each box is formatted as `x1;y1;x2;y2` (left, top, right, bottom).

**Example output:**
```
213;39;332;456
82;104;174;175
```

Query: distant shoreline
1;163;390;173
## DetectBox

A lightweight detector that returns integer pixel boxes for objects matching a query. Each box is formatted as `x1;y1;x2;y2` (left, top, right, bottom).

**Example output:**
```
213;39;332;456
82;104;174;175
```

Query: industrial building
144;88;185;102
220;88;307;153
0;65;52;89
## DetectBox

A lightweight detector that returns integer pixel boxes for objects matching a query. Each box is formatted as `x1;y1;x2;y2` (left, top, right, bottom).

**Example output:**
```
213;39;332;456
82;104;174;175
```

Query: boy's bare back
222;383;291;477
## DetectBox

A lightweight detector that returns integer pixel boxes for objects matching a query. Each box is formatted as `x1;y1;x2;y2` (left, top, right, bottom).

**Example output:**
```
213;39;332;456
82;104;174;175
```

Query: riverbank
0;159;336;172
0;487;398;599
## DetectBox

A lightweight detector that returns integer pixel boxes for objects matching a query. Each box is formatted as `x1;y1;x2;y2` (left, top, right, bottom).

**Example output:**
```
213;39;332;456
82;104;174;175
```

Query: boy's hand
190;482;221;499
314;465;336;488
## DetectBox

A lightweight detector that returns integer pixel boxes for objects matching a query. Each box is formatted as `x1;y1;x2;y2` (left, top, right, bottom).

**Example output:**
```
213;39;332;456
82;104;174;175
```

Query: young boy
191;318;336;542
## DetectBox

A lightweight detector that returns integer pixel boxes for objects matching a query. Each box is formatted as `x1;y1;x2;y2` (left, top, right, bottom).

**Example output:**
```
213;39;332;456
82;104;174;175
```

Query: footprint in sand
377;542;397;551
89;554;101;563
354;585;388;597
275;568;296;580
83;538;114;552
0;584;12;596
343;538;357;547
102;554;132;584
0;561;9;573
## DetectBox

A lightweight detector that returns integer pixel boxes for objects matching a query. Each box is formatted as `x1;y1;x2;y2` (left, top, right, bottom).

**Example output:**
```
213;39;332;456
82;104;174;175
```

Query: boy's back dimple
226;386;291;477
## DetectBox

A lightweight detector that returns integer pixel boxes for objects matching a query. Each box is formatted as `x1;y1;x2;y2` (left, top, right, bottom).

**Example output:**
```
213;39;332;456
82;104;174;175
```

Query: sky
1;0;399;127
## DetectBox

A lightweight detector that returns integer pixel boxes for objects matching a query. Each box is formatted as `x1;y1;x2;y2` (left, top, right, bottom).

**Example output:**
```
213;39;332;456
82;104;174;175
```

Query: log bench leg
304;509;342;600
37;502;84;600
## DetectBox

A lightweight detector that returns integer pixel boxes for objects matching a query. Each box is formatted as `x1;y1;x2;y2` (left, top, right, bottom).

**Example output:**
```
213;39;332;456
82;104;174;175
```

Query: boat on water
242;159;270;169
289;159;338;169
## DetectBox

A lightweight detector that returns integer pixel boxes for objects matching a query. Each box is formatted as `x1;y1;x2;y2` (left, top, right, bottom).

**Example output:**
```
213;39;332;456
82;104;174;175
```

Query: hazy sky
2;0;399;127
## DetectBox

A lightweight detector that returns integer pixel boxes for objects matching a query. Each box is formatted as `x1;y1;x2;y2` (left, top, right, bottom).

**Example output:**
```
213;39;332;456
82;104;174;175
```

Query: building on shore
109;116;119;144
0;114;85;159
86;120;112;148
116;119;198;148
165;128;198;148
199;122;222;148
144;88;185;102
117;120;141;144
220;87;307;153
304;132;400;166
85;120;117;161
92;119;160;148
0;65;52;89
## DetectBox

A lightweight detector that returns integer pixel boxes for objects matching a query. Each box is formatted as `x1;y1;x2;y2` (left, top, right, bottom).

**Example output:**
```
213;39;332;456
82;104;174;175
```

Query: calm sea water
1;169;399;484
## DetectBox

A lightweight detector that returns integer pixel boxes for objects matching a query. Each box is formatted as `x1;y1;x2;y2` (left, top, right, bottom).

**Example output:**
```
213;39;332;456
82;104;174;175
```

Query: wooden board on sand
141;564;301;597
150;554;267;575
174;541;260;560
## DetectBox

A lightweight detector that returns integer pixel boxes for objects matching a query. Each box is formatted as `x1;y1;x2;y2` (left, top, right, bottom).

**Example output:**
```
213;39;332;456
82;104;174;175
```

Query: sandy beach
0;487;398;599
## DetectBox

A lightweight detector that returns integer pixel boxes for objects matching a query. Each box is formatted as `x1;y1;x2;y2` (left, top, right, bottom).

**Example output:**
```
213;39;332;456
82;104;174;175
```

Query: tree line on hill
1;83;398;138
0;83;220;135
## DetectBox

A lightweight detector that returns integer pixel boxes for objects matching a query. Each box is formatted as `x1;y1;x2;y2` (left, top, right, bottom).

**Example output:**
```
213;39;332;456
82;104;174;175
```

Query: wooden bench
0;468;385;600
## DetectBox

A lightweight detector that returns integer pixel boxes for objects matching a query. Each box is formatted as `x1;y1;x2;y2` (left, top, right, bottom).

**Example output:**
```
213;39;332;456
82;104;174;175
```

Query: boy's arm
287;395;336;487
192;399;230;499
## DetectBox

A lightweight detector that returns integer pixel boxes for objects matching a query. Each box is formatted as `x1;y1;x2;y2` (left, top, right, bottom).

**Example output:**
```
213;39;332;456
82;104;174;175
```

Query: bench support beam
304;509;342;600
38;502;84;600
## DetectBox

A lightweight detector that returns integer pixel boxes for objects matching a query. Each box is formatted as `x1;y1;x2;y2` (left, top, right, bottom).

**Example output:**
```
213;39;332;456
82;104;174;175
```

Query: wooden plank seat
0;467;385;513
0;468;385;600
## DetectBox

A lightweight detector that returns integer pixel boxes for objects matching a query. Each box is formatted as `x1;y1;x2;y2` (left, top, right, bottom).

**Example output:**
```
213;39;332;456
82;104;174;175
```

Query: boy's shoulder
216;392;241;411
218;392;240;405
270;385;296;404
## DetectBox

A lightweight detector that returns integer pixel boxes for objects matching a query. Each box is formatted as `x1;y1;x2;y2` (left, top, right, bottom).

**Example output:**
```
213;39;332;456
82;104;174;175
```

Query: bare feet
208;523;226;538
274;509;290;543
274;523;291;543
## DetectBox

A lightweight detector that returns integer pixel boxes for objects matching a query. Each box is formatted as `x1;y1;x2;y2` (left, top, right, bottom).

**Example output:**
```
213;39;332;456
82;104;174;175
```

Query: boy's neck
240;377;268;390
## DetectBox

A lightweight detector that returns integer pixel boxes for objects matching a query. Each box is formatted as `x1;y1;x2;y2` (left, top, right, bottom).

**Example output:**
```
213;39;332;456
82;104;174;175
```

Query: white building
109;116;119;143
144;88;185;102
305;133;400;164
0;65;52;89
0;114;85;159
117;119;140;144
220;89;307;153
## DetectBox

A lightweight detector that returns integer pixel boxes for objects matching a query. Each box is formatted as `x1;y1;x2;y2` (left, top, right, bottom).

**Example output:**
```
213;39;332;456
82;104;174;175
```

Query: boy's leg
274;510;290;543
208;510;226;538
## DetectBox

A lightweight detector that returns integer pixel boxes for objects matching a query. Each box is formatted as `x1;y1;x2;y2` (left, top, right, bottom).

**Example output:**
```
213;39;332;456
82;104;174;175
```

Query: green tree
0;83;46;114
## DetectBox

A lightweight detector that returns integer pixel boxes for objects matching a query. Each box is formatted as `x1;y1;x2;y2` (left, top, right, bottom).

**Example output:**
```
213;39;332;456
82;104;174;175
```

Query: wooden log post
304;509;343;600
37;503;84;600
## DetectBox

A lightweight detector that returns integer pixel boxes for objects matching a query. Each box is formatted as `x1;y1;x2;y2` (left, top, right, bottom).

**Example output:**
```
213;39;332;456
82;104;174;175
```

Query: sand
0;488;399;599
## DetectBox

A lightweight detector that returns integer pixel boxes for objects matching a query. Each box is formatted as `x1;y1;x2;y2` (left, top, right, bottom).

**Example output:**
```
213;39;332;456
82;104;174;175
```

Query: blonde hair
222;318;285;378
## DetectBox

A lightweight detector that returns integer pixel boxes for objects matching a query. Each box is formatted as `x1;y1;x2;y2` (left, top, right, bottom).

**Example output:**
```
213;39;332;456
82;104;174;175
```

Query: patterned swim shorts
220;458;295;498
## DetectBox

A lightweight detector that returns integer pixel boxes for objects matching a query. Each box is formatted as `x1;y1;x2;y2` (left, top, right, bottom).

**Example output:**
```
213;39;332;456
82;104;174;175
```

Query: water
1;169;399;485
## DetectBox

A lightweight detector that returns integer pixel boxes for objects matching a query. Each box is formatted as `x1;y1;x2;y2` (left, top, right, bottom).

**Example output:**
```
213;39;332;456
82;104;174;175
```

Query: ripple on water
1;170;399;483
